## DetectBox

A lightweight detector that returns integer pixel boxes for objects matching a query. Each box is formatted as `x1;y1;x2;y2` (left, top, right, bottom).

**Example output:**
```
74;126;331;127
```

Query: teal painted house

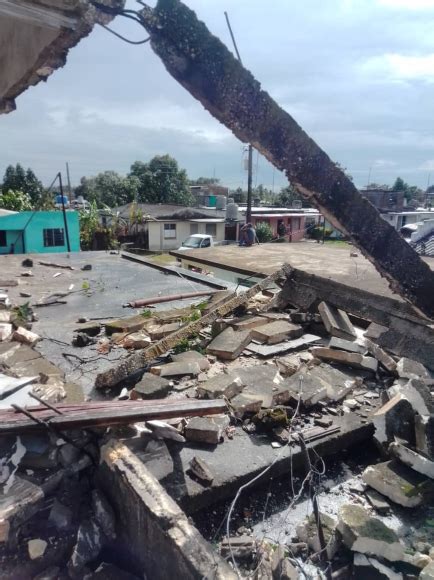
0;211;80;254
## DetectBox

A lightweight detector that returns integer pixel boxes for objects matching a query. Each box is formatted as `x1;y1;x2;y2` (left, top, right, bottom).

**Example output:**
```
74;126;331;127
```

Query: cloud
361;53;434;82
420;160;434;171
378;0;434;9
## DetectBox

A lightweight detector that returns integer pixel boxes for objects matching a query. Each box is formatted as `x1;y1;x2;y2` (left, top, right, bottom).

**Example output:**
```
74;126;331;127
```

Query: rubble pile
1;272;434;578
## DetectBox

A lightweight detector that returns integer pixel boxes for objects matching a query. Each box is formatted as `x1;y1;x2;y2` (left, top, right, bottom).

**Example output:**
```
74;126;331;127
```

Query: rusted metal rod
124;290;218;308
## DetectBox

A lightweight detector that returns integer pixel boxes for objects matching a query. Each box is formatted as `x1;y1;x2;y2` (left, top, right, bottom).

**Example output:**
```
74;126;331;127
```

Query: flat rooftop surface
172;241;434;300
0;251;219;397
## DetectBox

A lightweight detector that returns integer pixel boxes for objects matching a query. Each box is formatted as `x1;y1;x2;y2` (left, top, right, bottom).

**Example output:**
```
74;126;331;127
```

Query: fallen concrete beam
139;0;434;319
277;267;434;370
95;267;285;388
98;440;236;579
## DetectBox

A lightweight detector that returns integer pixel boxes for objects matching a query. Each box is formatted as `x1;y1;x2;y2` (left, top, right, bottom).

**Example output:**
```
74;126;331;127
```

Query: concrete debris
364;489;390;514
151;361;201;379
251;320;303;345
0;475;43;543
271;545;299;580
84;563;140;580
372;394;415;447
34;566;61;580
105;315;146;335
329;336;367;354
228;316;269;331
206;327;252;360
363;338;397;373
362;460;430;507
400;378;434;417
415;414;434;459
138;439;174;480
318;301;356;340
0;323;12;341
132;373;171;399
196;373;244;400
69;519;103;571
337;504;404;562
146;420;186;443
220;535;256;561
389;441;434;479
48;499;73;531
311;347;378;373
0;311;11;322
171;350;211;371
28;538;47;560
246;334;320;357
148;322;182;341
122;332;152;349
185;416;227;445
296;511;340;558
353;553;403;580
396;357;430;380
421;561;434;580
92;489;116;541
230;393;263;417
310;364;356;402
12;326;40;346
284;370;327;408
32;377;66;403
189;456;214;484
0;373;38;399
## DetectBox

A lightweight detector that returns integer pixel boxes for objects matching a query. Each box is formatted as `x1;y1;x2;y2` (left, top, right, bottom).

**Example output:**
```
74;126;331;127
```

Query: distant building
382;209;434;231
360;188;405;213
0;211;80;254
114;203;229;251
238;206;321;241
190;184;229;208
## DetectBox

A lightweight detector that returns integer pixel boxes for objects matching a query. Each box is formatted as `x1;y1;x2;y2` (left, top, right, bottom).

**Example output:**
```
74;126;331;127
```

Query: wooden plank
0;399;227;435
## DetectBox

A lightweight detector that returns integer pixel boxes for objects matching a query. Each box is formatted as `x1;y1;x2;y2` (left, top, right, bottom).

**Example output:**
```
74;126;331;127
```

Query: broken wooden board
0;399;227;435
139;0;434;319
95;267;286;388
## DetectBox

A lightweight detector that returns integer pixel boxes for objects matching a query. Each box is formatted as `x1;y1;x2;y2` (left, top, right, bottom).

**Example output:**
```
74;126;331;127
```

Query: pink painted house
238;207;321;242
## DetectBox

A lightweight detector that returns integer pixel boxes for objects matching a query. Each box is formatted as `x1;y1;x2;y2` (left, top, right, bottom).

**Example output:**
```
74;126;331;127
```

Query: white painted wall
147;221;226;251
411;219;434;243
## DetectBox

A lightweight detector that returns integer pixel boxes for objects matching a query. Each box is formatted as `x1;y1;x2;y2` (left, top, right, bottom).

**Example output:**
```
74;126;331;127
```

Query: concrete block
246;334;320;357
206;327;252;360
372;394;415;447
228;316;269;331
318;301;356;340
230;393;263;417
133;374;171;399
122;332;151;349
362;460;430;507
353;553;403;580
151;361;201;379
397;357;430;380
185;417;224;445
296;512;340;559
105;315;146;335
329;336;367;354
337;504;404;562
171;350;211;371
0;323;12;342
284;371;328;408
148;322;182;341
196;373;244;400
421;561;434;580
363;338;397;373
12;327;40;346
400;379;434;416
1;477;43;543
311;347;378;373
251;320;303;345
309;364;356;402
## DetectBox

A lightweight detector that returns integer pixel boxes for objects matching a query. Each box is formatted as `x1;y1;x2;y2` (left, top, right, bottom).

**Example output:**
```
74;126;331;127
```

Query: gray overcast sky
1;0;434;190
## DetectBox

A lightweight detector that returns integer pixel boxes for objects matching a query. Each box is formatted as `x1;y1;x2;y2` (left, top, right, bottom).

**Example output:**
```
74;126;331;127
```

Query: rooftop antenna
224;11;253;224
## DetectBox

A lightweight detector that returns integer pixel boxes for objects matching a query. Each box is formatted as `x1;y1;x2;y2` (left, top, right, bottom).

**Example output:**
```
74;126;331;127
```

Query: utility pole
66;162;72;204
58;172;71;253
224;11;253;224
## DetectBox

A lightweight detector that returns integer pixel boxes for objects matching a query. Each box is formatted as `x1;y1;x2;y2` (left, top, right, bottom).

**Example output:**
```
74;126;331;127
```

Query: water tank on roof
226;200;239;221
292;199;302;209
216;195;227;210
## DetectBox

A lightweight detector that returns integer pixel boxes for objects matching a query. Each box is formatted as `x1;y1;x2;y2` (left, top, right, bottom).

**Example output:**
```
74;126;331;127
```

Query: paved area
171;241;434;301
0;251;219;397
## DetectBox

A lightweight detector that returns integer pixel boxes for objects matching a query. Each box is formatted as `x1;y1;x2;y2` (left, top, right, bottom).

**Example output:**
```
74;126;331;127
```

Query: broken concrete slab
363;338;397;373
246;333;320;358
337;504;404;562
230;393;263;417
185;417;225;445
251;320;303;345
188;456;214;484
122;332;152;349
220;535;256;561
75;321;102;336
271;545;298;580
353;553;403;580
372;394;415;447
362;460;430;507
284;370;328;408
228;316;269;331
133;374;171;399
309;364;356;402
206;327;252;360
311;347;378;373
318;301;356;340
400;378;434;416
69;519;103;571
98;439;236;579
329;336;367;354
397;357;430;380
232;364;290;408
389;441;434;479
171;350;210;371
12;327;40;346
28;538;47;560
0;312;11;323
48;500;73;531
151;361;201;379
146;420;186;443
415;414;434;459
135;439;174;481
0;476;44;543
421;561;434;580
364;489;390;514
196;373;243;400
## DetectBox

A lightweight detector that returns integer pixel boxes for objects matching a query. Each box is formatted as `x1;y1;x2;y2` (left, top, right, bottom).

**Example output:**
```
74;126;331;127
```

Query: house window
164;223;177;239
43;228;65;247
205;223;217;236
0;231;6;247
190;223;199;235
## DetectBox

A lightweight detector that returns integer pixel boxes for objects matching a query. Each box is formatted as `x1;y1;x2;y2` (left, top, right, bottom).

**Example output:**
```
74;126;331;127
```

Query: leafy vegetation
0;189;32;211
255;222;274;243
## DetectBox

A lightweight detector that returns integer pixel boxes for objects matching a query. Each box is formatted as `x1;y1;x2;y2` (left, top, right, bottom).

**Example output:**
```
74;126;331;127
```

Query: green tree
392;177;421;202
278;184;301;207
75;171;140;208
190;177;220;185
0;189;32;211
2;164;43;205
129;155;193;205
255;222;274;243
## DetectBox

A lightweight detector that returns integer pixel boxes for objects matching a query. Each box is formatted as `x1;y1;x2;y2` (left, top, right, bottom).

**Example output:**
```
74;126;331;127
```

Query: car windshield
183;236;202;248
